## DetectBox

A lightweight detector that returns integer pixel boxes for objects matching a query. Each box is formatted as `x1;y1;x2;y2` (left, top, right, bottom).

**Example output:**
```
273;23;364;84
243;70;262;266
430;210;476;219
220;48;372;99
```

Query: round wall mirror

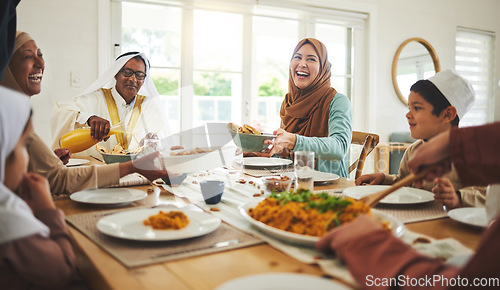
391;38;441;105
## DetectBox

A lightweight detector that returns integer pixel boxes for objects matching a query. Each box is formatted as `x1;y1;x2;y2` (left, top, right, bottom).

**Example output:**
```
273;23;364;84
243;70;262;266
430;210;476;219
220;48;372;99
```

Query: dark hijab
0;0;20;78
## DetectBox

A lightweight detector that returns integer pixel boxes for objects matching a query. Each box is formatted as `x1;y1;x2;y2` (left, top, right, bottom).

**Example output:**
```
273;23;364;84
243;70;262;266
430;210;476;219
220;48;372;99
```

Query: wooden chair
349;131;380;180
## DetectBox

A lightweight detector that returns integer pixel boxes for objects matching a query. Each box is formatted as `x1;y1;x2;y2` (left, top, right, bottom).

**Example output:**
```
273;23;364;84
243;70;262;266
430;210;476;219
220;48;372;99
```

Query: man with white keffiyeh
50;52;170;157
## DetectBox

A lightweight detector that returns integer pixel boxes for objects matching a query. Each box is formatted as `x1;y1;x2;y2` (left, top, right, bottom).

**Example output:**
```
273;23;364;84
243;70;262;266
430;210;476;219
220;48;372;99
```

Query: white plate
448;208;488;228
216;273;350;290
281;171;340;184
241;157;292;167
70;188;147;205
239;200;405;246
161;146;236;173
97;208;221;241
343;185;434;205
66;158;90;167
312;171;340;183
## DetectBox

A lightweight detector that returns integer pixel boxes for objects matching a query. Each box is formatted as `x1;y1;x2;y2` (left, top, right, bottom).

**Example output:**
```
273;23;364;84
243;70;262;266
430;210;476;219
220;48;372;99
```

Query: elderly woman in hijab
50;50;170;157
0;31;175;196
0;87;80;288
267;38;352;177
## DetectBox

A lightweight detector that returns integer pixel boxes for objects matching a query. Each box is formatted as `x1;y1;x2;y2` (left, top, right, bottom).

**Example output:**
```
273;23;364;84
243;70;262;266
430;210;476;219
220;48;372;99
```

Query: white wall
16;0;99;146
16;0;500;147
357;0;500;142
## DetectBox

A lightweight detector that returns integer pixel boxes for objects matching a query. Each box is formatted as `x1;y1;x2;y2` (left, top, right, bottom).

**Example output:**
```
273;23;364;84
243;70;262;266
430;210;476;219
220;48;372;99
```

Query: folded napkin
107;173;150;188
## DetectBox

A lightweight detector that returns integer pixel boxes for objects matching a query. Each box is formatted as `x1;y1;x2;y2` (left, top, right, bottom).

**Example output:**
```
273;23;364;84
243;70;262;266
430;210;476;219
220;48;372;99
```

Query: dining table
56;156;485;290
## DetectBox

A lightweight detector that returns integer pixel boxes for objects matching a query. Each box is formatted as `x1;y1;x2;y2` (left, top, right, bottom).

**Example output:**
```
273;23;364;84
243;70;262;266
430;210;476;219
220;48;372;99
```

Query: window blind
455;27;495;127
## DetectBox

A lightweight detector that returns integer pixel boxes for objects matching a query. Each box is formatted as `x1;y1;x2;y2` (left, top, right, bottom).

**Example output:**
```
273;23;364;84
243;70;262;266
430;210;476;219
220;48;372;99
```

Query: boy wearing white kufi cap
427;69;475;122
356;68;485;209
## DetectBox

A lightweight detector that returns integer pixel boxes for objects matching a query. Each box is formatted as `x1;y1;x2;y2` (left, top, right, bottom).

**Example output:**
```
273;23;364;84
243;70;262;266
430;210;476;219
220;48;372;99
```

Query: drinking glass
294;151;315;191
486;184;500;223
142;137;160;155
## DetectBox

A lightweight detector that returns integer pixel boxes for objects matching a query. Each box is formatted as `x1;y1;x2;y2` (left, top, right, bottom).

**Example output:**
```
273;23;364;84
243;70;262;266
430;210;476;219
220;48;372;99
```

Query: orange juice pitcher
59;123;125;153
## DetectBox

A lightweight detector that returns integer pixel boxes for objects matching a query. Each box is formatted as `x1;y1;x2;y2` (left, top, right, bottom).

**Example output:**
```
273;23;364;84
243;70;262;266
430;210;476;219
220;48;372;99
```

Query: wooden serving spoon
361;165;438;207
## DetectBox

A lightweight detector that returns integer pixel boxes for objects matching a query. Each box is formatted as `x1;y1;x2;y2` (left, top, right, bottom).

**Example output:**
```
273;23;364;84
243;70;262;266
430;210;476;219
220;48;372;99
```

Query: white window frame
104;0;378;132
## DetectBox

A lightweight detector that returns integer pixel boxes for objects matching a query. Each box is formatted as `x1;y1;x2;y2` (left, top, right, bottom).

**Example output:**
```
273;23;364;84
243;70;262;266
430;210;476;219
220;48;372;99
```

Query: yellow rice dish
248;190;371;237
143;211;190;230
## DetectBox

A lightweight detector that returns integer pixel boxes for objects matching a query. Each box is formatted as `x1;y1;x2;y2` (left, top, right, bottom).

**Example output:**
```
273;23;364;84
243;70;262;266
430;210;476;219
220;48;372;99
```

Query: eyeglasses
119;68;146;80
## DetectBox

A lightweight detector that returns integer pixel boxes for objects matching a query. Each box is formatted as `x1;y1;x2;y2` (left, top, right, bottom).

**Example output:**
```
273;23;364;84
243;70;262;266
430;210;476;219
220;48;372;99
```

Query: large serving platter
239;199;404;246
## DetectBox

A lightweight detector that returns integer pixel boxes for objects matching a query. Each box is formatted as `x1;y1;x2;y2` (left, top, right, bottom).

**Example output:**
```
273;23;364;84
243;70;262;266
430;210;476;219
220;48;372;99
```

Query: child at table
317;122;500;289
0;87;83;288
355;69;485;209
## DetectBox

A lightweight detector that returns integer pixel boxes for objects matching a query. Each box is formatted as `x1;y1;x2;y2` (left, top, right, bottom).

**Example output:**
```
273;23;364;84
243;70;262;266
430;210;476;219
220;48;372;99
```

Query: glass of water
294;151;315;191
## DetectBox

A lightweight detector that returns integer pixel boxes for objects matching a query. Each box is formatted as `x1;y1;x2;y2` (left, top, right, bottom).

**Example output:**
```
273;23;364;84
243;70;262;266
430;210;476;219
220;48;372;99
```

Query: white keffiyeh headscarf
77;51;159;98
0;86;49;244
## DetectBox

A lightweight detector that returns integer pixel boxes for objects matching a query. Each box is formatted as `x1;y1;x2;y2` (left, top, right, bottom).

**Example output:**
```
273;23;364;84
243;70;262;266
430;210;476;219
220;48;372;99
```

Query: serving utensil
360;165;437;207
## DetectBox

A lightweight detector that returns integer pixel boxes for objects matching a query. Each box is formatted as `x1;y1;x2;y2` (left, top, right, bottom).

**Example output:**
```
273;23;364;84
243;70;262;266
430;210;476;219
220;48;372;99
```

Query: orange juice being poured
59;124;125;153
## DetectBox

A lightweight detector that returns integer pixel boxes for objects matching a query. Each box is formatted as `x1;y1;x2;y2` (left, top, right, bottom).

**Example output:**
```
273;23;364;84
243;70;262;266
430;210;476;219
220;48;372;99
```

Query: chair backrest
349;131;380;180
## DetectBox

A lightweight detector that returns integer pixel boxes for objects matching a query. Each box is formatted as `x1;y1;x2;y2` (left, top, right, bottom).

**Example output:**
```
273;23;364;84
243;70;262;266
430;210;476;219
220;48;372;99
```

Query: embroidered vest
102;88;145;149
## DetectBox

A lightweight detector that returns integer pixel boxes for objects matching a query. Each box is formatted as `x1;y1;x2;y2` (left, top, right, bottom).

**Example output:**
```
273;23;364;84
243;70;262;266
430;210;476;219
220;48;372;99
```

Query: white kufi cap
427;69;475;120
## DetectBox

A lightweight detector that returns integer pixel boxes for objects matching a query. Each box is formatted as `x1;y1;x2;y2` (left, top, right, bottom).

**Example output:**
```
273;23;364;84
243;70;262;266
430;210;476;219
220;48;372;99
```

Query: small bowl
261;176;293;193
200;180;225;204
162;173;188;186
231;132;275;152
100;152;138;164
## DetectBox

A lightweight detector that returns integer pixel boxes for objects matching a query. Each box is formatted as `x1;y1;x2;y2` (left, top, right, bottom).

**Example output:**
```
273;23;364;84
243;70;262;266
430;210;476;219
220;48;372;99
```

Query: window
121;2;182;131
455;27;495;127
252;16;298;132
119;1;366;134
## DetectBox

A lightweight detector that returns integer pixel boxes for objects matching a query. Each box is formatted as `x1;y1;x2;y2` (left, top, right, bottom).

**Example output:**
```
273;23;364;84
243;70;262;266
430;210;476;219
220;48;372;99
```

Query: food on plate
95;144;143;155
227;122;240;133
143;210;190;230
243;124;261;135
248;190;371;237
227;122;261;135
170;145;184;150
170;147;212;156
95;144;108;154
110;144;126;154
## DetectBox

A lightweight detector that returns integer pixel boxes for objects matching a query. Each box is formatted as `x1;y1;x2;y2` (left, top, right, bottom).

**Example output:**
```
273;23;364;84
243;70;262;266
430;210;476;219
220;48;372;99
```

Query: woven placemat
241;166;293;177
372;202;448;223
66;206;263;268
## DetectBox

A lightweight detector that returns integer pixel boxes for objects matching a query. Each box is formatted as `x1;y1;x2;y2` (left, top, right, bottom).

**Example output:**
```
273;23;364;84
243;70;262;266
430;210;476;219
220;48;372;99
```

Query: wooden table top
56;169;484;290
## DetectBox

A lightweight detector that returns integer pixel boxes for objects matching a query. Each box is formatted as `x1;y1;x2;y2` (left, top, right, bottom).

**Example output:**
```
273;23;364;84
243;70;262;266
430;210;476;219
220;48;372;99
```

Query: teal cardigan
293;92;352;177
